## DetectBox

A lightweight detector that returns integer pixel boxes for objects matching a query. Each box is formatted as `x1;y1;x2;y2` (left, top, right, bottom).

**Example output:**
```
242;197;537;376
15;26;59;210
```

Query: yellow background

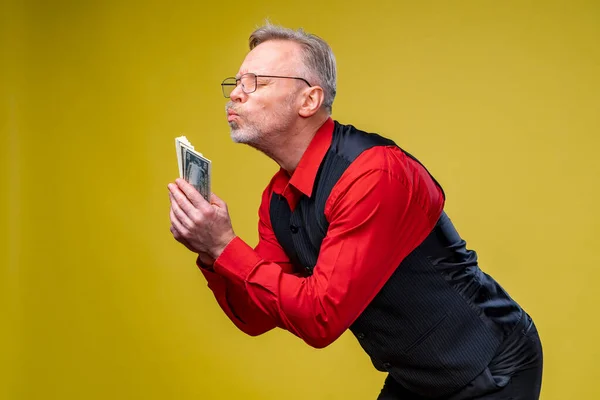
2;1;599;399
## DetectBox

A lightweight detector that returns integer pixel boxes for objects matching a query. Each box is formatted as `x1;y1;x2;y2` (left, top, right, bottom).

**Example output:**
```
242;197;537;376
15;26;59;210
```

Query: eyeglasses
221;73;312;98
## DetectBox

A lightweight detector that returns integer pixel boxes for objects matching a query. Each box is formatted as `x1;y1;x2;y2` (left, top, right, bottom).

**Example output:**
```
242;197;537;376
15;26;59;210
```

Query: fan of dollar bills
175;136;212;202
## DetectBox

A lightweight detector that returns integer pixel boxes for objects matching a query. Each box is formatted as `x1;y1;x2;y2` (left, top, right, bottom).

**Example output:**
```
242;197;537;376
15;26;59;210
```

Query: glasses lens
240;74;257;94
221;78;236;98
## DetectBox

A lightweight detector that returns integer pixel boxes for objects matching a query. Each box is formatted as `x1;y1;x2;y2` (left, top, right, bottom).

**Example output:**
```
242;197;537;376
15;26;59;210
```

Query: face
225;40;308;147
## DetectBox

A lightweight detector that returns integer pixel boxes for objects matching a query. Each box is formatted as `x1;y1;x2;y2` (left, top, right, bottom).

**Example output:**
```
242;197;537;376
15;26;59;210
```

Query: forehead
237;40;304;76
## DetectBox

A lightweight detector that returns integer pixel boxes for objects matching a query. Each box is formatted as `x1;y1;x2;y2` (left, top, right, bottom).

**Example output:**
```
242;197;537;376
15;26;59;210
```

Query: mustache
225;102;240;114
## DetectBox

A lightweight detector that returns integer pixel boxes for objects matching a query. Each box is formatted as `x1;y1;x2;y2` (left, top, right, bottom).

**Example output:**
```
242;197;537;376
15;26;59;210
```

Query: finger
209;193;227;209
170;223;192;249
175;178;210;210
169;182;199;218
170;196;195;231
170;208;190;240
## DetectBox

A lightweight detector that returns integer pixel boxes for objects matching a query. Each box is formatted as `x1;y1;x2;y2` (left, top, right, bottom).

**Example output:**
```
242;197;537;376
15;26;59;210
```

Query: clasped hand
168;178;236;264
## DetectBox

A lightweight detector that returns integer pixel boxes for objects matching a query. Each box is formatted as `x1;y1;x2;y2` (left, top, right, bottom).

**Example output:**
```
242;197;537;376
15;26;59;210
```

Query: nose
229;84;246;103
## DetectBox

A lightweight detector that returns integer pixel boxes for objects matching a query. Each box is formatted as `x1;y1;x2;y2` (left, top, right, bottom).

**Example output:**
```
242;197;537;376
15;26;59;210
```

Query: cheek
248;99;272;124
243;94;292;126
244;97;267;117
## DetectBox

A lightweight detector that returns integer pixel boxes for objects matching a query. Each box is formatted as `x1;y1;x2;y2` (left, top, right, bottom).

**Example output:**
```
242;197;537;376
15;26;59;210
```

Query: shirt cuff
196;255;214;271
213;236;262;285
196;256;224;288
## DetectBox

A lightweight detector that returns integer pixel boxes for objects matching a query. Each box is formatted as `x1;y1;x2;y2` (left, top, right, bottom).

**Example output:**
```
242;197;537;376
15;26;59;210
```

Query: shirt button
290;224;299;234
356;333;365;340
383;362;392;369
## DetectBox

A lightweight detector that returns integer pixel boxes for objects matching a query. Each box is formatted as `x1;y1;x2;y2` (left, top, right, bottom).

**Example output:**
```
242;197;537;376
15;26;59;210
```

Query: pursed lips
227;109;239;122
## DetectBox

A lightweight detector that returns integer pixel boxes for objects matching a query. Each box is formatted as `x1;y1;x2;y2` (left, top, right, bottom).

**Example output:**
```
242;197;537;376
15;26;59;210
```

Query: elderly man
168;23;543;399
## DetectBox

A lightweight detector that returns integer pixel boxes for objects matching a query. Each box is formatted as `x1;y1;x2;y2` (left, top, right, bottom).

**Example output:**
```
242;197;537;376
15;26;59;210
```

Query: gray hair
249;23;337;114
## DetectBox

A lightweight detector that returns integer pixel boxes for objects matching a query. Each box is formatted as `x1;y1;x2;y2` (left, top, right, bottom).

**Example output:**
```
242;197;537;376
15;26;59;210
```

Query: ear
298;86;325;117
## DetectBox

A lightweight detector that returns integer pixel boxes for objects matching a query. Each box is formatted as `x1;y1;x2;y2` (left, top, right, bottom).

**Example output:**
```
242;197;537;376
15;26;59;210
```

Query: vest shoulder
332;121;397;150
328;121;399;164
328;121;407;170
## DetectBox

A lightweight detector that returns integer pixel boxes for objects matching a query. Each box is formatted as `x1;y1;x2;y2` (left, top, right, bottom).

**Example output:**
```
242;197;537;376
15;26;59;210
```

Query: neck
263;112;330;175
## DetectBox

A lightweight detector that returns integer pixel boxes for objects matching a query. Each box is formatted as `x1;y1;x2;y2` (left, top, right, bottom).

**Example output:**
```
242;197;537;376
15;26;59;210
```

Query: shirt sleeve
197;179;295;336
197;265;275;336
212;147;445;348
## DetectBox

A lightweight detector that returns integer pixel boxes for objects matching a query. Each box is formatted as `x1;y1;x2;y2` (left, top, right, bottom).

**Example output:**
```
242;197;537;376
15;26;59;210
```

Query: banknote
175;136;211;202
183;148;211;202
175;136;203;178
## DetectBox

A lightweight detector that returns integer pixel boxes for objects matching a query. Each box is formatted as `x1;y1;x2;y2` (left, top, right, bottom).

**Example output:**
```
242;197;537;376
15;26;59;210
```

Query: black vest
269;121;523;398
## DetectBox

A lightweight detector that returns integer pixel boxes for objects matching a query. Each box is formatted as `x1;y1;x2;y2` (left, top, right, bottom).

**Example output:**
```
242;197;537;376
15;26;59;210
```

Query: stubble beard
229;121;262;145
227;94;297;154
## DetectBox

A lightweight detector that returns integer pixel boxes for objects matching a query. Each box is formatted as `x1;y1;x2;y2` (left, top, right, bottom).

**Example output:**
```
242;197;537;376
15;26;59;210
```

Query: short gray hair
249;23;337;114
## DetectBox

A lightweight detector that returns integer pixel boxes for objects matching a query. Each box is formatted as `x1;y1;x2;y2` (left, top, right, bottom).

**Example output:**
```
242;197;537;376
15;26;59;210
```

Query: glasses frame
221;73;312;98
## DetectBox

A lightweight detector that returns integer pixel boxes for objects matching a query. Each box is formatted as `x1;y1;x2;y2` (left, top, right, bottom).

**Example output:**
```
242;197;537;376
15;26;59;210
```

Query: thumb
210;192;227;209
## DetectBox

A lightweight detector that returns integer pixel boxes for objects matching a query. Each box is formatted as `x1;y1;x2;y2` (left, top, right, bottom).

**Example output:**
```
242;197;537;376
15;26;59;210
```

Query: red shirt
199;118;445;348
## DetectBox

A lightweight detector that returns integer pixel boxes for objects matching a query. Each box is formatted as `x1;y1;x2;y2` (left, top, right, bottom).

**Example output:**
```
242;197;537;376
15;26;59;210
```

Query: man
168;23;543;399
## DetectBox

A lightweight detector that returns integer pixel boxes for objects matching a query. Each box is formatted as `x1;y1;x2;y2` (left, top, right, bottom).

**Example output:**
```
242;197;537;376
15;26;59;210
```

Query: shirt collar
287;117;334;198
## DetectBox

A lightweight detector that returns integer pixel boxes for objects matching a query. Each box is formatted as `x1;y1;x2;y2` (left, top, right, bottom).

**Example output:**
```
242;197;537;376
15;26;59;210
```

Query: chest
269;193;327;275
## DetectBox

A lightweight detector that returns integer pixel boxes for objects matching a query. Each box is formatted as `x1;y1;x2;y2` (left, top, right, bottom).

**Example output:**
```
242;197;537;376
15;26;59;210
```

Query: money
175;136;211;202
175;136;203;177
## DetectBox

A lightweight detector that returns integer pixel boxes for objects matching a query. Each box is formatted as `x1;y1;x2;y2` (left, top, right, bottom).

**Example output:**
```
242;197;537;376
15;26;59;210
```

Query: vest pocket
402;312;449;354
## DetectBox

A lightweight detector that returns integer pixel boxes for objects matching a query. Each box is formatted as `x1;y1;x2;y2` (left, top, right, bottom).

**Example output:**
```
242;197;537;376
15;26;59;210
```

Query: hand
168;178;236;260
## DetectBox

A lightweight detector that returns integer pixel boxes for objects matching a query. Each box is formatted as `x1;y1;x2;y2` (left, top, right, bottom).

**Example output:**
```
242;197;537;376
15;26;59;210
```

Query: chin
230;132;244;143
230;128;249;144
230;125;261;145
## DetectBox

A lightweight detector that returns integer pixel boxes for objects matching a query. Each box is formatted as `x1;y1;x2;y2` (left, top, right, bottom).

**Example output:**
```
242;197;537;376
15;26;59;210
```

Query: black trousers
377;313;543;400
